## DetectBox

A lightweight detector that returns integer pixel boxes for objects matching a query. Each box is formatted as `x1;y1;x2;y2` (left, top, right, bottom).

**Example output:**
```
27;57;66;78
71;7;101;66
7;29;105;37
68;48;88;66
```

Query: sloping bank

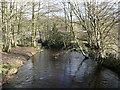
0;47;43;85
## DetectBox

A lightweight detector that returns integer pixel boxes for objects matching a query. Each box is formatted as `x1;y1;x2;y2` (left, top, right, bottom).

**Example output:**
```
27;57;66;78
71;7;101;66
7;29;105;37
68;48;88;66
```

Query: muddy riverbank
1;47;43;85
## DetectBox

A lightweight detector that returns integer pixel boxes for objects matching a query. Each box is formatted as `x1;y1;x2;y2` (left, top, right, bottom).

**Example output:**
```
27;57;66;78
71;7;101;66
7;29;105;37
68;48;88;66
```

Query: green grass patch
33;45;41;49
0;63;17;74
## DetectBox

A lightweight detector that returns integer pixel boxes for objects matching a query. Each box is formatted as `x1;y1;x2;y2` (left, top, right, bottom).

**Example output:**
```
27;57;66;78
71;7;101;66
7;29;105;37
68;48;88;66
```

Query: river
3;49;120;88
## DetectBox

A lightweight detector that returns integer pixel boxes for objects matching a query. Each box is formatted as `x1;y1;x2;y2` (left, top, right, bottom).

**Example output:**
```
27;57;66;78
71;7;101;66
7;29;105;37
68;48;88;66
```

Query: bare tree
69;0;119;63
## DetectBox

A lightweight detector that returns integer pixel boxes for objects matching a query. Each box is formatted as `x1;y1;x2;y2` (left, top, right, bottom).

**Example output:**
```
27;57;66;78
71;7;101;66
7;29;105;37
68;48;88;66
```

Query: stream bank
1;47;43;85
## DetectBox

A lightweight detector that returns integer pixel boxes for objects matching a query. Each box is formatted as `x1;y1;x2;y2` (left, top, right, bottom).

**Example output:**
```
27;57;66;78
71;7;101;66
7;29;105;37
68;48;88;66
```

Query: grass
33;45;41;49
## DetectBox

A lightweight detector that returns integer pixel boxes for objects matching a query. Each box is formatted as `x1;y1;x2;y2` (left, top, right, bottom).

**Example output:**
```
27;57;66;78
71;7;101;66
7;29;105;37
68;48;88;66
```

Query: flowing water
3;49;120;88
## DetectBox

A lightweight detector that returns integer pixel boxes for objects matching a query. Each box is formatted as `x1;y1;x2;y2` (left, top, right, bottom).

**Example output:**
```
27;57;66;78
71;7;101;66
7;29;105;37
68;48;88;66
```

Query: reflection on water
3;49;120;88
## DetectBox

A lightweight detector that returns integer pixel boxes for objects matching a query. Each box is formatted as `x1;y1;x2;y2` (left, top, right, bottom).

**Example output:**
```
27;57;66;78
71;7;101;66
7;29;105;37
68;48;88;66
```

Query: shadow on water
3;49;120;88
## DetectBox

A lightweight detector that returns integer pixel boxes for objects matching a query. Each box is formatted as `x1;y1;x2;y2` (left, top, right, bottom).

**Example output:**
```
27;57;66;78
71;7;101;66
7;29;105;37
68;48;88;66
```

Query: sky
0;0;119;19
4;0;120;3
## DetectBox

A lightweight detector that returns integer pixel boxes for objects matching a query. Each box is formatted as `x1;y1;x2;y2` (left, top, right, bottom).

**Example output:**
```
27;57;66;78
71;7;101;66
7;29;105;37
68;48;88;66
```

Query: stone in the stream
8;68;18;75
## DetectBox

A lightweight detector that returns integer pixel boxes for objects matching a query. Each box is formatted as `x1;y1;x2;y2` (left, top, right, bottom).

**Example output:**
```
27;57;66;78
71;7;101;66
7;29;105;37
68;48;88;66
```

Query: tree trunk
31;0;36;47
2;1;11;52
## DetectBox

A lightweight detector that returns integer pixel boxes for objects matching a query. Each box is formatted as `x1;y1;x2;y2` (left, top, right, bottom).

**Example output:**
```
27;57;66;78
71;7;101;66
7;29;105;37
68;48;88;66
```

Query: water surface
3;49;120;88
